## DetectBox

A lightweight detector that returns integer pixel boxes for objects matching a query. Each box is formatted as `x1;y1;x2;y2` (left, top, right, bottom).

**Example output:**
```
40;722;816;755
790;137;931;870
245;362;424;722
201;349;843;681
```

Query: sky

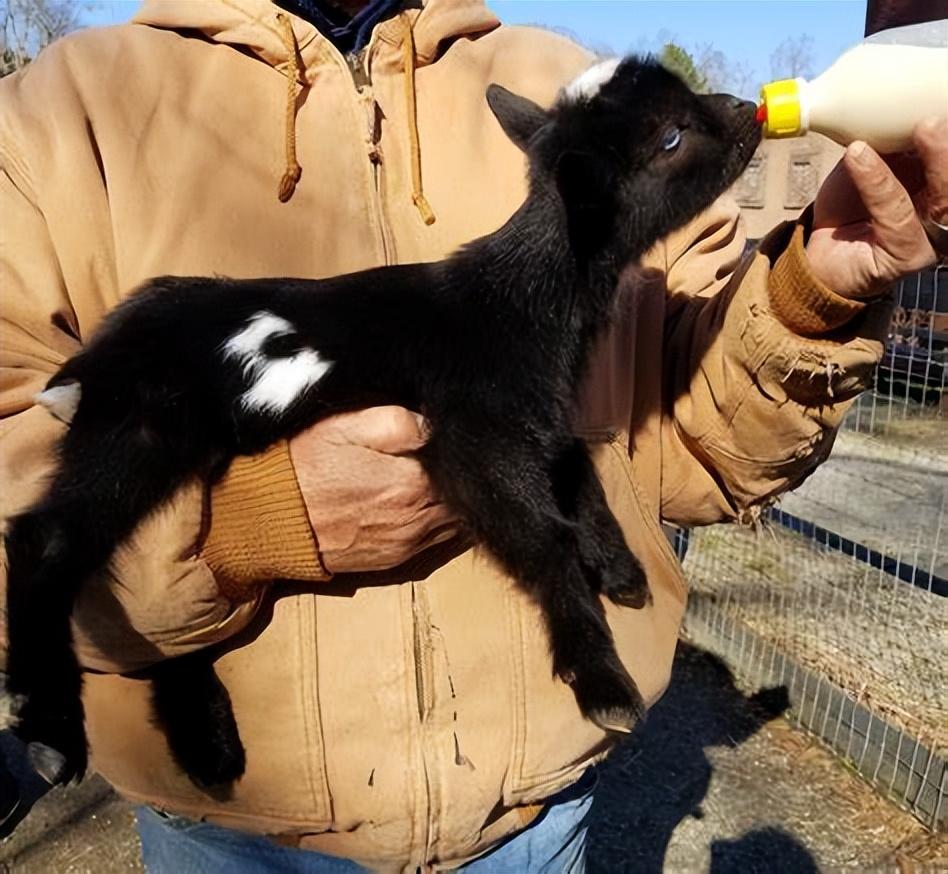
83;0;869;98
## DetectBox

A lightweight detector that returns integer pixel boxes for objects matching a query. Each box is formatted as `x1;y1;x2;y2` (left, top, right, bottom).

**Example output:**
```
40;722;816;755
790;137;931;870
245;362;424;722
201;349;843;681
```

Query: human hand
806;116;947;300
288;407;461;574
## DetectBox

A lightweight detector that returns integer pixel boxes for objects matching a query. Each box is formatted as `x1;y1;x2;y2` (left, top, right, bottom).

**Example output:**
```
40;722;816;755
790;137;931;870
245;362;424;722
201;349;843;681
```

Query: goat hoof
26;731;86;785
601;554;651;609
173;738;246;790
604;582;651;609
27;743;70;786
588;705;642;734
15;695;88;785
571;662;645;735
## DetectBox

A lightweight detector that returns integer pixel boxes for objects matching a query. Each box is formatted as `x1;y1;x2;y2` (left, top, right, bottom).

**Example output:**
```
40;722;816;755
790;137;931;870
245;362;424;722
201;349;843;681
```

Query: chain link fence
677;265;947;831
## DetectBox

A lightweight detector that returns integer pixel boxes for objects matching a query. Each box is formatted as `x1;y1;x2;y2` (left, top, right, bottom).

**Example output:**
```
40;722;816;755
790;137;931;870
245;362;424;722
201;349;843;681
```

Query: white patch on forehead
223;310;332;414
563;57;622;102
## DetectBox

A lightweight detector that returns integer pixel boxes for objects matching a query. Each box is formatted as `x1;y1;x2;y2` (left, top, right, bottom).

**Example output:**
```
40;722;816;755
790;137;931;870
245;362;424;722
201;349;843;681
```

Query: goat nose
733;97;758;117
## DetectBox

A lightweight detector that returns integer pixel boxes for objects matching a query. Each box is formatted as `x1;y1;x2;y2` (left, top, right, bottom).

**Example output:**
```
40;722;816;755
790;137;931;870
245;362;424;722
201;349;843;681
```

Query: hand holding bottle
804;116;947;300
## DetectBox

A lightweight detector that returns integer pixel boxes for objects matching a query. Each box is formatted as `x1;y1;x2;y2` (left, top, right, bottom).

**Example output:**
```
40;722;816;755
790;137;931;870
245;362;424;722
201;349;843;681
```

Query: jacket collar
132;0;500;81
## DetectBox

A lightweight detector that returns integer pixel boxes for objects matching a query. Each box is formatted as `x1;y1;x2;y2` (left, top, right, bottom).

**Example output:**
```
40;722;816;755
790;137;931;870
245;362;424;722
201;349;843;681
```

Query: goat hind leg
4;511;89;784
149;652;246;788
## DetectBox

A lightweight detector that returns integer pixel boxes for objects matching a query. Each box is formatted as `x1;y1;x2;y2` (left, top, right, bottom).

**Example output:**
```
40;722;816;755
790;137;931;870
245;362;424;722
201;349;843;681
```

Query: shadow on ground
586;641;815;874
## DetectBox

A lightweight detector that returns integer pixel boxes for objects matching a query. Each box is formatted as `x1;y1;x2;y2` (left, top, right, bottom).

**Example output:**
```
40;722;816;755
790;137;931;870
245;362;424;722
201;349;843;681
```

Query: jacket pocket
502;438;686;806
226;592;334;827
85;593;334;832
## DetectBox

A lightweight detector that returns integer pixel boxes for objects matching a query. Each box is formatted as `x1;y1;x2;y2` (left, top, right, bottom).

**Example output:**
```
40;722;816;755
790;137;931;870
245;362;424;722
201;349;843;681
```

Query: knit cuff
768;220;867;336
201;441;331;602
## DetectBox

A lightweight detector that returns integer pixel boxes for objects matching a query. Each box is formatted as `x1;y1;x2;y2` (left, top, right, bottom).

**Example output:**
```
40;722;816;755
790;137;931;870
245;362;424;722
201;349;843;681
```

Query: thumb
844;142;921;248
332;406;430;454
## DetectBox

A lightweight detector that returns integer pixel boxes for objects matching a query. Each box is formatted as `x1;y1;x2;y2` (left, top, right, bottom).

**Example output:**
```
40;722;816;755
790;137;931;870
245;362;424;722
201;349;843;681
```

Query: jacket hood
132;0;499;209
132;0;500;74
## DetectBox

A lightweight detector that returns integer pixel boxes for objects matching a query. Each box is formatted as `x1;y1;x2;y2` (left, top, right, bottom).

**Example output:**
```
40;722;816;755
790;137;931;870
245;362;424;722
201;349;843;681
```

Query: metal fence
678;265;947;831
849;264;948;431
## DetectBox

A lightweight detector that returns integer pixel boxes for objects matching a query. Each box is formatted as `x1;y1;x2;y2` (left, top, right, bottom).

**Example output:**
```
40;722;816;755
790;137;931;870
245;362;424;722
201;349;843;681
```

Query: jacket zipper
411;581;435;871
346;47;395;266
346;38;429;868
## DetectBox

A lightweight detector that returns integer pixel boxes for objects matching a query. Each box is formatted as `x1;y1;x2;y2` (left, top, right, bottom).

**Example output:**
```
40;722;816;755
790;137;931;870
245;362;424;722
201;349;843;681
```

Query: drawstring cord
400;13;436;225
276;13;303;203
273;10;434;223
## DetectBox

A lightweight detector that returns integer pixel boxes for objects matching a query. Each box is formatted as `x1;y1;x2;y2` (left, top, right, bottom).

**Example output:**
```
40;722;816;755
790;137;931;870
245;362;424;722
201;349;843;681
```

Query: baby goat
4;57;760;788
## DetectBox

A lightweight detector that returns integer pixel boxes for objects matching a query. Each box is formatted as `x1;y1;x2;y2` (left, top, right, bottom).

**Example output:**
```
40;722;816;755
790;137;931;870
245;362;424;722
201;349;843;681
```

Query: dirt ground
779;426;948;580
3;643;944;874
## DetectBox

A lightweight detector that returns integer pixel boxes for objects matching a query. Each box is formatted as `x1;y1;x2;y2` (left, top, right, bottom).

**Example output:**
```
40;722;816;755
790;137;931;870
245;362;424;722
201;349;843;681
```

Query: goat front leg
554;440;650;609
541;558;645;733
436;446;645;733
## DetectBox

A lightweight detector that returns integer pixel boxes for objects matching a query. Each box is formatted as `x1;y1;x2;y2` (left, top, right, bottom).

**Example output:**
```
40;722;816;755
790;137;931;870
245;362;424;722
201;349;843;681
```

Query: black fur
4;58;760;787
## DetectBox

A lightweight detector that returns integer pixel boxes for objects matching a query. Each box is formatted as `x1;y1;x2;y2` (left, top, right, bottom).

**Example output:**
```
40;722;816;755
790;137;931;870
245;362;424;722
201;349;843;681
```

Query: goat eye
661;128;682;152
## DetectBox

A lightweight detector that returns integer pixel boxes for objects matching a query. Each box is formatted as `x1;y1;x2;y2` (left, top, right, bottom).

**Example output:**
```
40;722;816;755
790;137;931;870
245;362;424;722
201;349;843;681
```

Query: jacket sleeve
0;156;327;677
658;197;893;527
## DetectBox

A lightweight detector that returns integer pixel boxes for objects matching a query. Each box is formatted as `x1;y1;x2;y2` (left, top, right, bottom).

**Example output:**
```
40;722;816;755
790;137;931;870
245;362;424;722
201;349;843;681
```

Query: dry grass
683;522;948;749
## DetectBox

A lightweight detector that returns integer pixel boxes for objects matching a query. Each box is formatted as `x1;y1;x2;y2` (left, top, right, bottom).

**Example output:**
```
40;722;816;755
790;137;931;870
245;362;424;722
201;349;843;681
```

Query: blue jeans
137;770;595;873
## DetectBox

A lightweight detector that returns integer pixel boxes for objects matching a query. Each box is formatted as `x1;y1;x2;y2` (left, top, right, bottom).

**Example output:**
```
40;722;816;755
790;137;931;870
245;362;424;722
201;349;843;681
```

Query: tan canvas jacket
0;0;891;869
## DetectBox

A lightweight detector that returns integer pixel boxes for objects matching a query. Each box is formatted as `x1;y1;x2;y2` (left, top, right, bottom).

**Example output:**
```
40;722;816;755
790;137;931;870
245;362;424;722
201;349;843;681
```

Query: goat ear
555;150;616;258
486;84;548;150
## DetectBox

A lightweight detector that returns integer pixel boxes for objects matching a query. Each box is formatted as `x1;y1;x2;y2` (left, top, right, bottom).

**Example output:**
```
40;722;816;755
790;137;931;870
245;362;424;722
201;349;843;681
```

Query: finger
331;406;430;454
813;155;859;228
881;152;925;200
843;141;920;243
914;116;948;222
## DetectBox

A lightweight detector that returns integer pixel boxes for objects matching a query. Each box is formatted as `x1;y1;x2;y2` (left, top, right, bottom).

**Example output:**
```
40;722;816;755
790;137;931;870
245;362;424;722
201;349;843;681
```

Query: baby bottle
757;20;948;153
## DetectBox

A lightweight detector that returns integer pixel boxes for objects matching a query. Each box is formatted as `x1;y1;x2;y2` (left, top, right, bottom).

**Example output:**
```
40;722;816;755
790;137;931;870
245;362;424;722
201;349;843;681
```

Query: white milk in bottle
757;20;948;153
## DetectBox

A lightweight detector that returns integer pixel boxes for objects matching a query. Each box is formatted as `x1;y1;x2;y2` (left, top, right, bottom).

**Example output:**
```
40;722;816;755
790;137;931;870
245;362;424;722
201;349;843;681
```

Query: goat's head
487;56;760;266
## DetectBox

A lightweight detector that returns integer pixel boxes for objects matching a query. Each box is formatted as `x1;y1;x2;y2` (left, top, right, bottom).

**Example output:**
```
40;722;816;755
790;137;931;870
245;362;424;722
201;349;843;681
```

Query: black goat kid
5;57;760;789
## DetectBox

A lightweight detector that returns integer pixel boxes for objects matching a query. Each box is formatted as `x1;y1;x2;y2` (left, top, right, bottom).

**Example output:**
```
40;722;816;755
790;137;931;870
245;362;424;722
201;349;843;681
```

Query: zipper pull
347;48;370;90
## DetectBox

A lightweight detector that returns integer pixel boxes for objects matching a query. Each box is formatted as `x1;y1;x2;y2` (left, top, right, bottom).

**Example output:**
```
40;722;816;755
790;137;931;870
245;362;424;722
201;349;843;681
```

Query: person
0;0;944;870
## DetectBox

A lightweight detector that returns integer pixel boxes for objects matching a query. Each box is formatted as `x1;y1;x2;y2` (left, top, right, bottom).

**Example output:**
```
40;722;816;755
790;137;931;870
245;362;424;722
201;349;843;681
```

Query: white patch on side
240;350;332;413
563;57;622;102
35;382;82;425
223;312;296;370
223;310;332;414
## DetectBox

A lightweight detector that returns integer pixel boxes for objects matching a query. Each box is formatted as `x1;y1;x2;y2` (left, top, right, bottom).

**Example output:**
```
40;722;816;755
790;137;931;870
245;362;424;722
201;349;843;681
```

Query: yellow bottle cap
758;78;803;139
